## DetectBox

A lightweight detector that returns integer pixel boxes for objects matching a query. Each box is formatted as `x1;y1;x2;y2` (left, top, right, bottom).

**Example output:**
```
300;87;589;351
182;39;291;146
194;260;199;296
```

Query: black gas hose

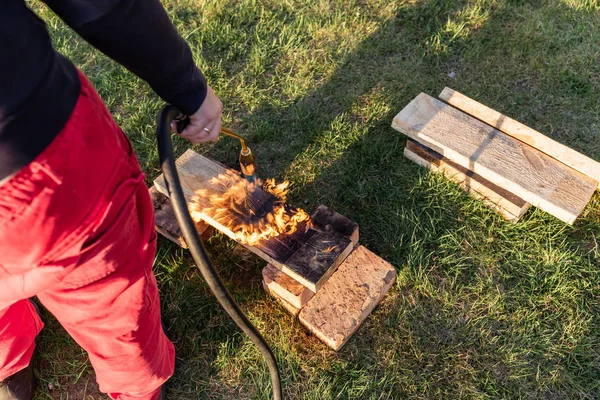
156;105;282;400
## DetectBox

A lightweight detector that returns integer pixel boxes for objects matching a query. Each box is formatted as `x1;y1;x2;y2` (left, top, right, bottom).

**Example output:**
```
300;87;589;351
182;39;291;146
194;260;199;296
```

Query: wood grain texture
262;280;300;317
262;263;314;309
299;245;396;351
154;150;353;292
439;88;600;189
392;93;597;224
405;140;530;221
154;150;230;205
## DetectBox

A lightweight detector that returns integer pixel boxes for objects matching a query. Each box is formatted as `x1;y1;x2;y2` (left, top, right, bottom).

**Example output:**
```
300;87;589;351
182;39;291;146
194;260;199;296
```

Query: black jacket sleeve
43;0;207;115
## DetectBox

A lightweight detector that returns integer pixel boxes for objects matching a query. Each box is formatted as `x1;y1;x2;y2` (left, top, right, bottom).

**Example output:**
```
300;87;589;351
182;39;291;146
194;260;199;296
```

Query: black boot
0;364;33;400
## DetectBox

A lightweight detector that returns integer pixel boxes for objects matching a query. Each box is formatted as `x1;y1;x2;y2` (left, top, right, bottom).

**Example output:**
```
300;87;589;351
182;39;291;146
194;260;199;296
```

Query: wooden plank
404;140;530;221
262;263;314;309
262;281;300;317
154;150;353;292
149;186;209;247
392;93;597;225
150;186;186;247
299;245;396;351
154;150;228;203
439;87;600;189
311;205;359;246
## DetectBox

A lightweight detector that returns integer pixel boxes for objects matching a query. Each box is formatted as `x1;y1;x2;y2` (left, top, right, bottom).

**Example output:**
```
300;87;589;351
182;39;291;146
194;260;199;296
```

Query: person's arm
43;0;220;142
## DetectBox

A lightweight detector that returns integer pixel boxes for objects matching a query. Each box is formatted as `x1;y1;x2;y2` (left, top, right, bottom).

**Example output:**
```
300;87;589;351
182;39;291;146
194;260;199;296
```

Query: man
0;0;221;399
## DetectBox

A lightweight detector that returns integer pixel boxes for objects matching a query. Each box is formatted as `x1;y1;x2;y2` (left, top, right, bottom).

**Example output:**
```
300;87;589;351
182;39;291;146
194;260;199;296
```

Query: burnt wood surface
153;150;355;292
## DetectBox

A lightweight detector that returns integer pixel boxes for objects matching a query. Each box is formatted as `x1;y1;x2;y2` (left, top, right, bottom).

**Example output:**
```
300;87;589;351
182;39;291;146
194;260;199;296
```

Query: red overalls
0;72;174;399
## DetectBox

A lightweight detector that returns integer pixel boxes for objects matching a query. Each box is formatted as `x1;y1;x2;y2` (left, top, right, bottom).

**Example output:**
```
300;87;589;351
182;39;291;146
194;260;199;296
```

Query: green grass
28;0;600;398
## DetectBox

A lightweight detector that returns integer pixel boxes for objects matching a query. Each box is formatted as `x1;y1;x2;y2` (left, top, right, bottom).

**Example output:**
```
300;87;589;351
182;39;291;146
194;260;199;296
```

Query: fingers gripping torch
156;105;282;399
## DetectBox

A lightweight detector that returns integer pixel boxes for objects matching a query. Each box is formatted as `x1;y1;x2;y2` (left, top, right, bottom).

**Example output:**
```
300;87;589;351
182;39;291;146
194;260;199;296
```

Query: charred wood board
154;150;354;292
310;205;359;246
261;205;359;310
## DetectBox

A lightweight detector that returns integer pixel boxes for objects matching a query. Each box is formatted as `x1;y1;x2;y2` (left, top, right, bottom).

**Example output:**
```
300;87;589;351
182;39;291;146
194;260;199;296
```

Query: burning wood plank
154;150;354;292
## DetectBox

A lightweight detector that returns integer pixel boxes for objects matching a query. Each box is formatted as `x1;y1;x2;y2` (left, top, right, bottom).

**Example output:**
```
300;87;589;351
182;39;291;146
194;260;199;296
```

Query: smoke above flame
190;171;311;246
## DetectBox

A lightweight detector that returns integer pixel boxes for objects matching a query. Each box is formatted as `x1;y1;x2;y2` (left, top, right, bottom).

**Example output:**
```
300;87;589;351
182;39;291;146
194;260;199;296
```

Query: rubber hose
156;105;283;400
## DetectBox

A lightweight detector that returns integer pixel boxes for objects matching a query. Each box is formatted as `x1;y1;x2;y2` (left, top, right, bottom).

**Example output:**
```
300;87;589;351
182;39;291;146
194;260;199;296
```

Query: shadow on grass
177;1;600;398
31;1;600;399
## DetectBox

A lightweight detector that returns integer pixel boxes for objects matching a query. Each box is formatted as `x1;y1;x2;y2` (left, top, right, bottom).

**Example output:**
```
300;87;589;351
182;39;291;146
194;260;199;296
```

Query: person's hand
174;85;222;143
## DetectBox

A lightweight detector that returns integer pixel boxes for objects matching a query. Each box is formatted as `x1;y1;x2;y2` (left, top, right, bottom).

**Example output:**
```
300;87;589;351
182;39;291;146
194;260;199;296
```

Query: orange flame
322;245;339;253
190;171;311;246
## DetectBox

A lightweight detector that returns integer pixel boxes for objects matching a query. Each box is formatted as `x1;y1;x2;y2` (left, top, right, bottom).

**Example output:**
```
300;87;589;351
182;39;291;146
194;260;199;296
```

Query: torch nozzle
172;116;257;181
221;127;247;150
220;127;257;182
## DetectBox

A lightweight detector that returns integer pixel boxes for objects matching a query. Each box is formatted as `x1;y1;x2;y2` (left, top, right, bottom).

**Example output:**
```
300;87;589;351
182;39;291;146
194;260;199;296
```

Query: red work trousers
0;71;174;399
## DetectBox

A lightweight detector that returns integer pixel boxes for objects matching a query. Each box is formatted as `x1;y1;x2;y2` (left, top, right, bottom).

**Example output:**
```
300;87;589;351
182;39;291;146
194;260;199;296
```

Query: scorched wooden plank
154;150;353;292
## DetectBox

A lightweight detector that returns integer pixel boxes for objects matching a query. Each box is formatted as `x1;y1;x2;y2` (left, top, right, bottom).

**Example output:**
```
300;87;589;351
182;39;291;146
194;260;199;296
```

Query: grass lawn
29;0;600;398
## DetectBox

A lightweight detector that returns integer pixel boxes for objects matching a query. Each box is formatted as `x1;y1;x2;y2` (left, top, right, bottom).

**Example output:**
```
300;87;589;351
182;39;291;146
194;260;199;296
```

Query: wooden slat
392;93;597;225
262;263;314;309
154;150;353;292
299;245;396;351
404;140;530;221
439;87;600;189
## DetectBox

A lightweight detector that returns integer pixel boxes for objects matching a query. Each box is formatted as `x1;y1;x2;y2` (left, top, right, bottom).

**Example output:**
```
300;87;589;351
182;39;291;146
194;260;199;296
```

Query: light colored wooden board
392;93;597;225
154;150;353;292
439;87;600;189
154;150;230;205
262;281;300;317
262;263;314;309
404;140;530;221
299;245;396;351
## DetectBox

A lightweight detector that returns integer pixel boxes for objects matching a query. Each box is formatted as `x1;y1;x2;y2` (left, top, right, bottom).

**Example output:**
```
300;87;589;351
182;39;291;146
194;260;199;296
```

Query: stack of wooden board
392;88;599;224
152;150;396;351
